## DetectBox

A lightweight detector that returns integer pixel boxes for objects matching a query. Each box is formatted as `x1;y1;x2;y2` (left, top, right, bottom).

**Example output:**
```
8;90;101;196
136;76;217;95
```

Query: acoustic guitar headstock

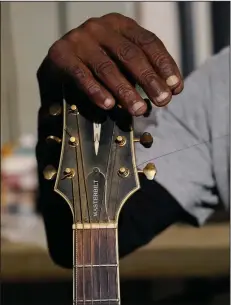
43;86;156;226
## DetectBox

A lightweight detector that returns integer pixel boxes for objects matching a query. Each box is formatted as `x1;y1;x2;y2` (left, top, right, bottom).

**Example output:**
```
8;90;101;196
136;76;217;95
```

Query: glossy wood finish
54;83;140;305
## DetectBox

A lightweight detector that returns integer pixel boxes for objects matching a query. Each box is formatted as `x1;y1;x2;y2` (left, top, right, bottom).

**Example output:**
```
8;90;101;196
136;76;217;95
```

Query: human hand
40;13;183;116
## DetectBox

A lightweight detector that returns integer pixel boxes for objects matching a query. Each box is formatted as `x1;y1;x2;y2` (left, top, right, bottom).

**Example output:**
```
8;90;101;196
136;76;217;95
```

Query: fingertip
172;82;184;95
166;75;180;87
104;97;115;109
153;91;172;107
130;101;147;116
166;75;184;95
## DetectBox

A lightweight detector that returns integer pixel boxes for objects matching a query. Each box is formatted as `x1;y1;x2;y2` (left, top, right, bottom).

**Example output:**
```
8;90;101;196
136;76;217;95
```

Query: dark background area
2;277;230;305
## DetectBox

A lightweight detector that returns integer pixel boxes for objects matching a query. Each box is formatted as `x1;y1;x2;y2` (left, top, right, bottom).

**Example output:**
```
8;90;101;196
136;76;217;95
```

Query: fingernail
166;75;179;87
156;92;169;104
132;101;146;115
104;98;114;108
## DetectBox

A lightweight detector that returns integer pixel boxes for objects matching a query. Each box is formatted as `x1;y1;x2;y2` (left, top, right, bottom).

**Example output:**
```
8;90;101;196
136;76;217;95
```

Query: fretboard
73;227;120;305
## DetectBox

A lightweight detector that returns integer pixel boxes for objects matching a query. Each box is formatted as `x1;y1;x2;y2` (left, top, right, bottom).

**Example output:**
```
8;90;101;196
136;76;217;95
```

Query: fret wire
107;225;110;305
73;264;118;267
74;299;119;302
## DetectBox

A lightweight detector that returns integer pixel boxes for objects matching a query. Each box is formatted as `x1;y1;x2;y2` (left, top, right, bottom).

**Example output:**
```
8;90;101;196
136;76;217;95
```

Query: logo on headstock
93;123;101;155
92;179;99;217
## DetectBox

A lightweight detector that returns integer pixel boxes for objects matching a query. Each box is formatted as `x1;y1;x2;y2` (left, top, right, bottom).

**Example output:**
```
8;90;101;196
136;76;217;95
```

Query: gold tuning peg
134;132;153;148
49;104;62;116
43;165;57;180
46;135;62;144
142;163;157;180
69;104;78;115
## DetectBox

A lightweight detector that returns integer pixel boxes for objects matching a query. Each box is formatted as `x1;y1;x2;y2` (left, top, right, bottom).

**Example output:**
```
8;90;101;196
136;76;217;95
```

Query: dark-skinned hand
38;13;184;116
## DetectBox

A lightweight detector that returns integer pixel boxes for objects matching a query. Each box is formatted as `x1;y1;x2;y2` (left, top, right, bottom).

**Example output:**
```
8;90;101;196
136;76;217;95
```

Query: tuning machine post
43;165;57;180
46;135;62;144
69;136;78;147
68;105;79;115
62;168;75;179
49;104;62;116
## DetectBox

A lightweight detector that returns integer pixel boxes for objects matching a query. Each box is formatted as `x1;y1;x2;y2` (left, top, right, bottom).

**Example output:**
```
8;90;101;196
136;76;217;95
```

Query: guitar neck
73;226;120;305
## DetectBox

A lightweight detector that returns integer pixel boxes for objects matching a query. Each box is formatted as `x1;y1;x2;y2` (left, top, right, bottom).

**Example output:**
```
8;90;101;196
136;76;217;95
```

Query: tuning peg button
62;168;75;179
46;135;62;144
43;165;57;180
118;167;130;178
69;136;78;147
69;105;79;115
49;104;62;116
115;136;126;147
134;132;153;148
142;163;157;180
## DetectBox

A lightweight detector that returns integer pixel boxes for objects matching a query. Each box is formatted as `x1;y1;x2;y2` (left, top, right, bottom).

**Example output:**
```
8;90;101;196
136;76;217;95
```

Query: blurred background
1;2;230;305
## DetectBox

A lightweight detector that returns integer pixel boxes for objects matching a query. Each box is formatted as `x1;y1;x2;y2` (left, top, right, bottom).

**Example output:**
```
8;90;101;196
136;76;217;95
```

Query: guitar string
71;178;79;305
107;137;120;305
98;124;116;305
62;97;82;305
78;118;94;305
74;115;91;305
73;133;83;305
107;130;118;305
113;174;121;304
137;133;229;167
80;153;93;305
70;113;228;305
78;136;93;305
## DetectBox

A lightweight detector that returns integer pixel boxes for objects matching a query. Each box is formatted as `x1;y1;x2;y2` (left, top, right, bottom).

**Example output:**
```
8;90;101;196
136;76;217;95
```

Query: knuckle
69;65;88;82
94;60;114;77
82;17;102;33
116;83;135;101
48;40;64;63
102;13;137;26
117;41;141;62
136;30;159;46
63;28;82;43
138;68;156;85
151;51;173;73
86;81;101;96
102;12;123;22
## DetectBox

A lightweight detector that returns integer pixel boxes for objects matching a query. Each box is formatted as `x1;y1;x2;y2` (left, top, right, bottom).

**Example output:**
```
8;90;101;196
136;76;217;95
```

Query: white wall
139;2;213;72
1;2;59;144
139;2;182;70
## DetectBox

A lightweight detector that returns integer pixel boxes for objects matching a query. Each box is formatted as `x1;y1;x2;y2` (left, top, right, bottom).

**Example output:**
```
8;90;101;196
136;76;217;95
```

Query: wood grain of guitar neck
73;228;119;305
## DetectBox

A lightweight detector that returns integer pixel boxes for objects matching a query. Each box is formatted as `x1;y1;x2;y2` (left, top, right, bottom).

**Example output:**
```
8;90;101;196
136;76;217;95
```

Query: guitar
43;84;156;305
